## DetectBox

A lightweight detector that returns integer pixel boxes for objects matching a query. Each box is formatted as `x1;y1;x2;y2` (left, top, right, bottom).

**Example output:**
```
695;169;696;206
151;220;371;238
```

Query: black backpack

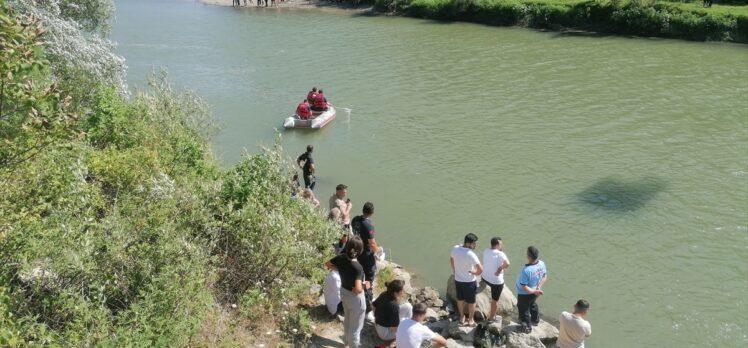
473;323;505;348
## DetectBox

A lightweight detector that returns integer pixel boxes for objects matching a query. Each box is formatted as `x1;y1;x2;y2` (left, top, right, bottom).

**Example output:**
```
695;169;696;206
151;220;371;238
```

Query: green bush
215;144;339;301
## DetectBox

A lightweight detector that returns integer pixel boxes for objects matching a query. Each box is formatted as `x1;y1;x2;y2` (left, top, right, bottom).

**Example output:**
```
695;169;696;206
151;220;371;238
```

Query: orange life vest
307;91;317;102
296;102;311;118
313;93;327;109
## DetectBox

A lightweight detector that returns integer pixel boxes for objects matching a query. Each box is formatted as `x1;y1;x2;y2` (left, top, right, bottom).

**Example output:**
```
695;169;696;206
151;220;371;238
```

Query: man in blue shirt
515;246;547;333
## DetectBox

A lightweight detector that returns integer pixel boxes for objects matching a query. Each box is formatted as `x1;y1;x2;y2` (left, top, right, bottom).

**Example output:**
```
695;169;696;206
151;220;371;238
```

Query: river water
112;0;748;346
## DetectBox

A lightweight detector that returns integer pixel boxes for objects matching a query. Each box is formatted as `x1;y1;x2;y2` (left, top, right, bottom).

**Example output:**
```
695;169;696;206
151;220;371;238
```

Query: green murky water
113;0;748;345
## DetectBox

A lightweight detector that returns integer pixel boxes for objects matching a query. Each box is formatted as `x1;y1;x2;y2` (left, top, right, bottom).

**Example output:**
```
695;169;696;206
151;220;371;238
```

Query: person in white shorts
558;299;592;348
395;303;447;348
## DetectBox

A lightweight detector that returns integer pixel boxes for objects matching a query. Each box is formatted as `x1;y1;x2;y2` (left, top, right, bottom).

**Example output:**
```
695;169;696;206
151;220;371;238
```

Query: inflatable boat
283;106;336;129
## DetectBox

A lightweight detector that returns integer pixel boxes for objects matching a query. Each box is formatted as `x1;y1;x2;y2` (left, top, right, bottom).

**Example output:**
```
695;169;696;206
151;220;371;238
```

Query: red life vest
313;93;327;109
296;102;311;118
307;91;317;102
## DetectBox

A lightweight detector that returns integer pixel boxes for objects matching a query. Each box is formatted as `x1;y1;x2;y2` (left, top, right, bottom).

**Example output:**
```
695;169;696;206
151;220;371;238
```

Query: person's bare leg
489;300;498;322
457;300;466;324
467;303;476;325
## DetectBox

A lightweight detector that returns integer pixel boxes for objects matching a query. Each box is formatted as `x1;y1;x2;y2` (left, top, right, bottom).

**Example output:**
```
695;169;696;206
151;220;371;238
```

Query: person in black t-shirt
325;236;369;348
373;279;412;345
351;202;380;315
296;145;316;190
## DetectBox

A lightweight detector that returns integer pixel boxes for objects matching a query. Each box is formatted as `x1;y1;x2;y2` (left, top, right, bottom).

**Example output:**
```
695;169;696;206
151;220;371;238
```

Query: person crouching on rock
325;236;369;348
395;303;448;348
481;236;511;323
450;233;483;327
372;279;413;347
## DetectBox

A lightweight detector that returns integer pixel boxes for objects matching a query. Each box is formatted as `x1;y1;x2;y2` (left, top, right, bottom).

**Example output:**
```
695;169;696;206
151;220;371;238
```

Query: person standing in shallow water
296;145;316;190
515;245;547;333
558;299;592;348
325;236;369;348
450;233;483;327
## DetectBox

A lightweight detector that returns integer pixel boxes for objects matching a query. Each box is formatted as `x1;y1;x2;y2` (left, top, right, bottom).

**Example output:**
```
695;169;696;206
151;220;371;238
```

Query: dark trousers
517;294;539;326
360;252;376;312
303;173;315;190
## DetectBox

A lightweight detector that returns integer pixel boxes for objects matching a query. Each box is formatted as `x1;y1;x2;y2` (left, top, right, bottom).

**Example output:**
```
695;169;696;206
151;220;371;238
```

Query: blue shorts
455;280;478;304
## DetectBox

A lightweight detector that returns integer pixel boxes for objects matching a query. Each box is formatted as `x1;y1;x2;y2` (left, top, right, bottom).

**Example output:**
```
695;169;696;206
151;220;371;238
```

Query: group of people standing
231;0;282;7
295;87;330;119
294;146;591;348
450;233;592;347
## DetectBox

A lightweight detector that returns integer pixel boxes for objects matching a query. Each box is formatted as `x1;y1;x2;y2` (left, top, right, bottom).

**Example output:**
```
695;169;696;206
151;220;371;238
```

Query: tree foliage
0;2;76;171
1;1;339;346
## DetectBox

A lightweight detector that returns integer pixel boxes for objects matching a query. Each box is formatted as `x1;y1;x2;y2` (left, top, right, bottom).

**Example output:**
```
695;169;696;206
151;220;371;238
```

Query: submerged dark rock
577;176;666;212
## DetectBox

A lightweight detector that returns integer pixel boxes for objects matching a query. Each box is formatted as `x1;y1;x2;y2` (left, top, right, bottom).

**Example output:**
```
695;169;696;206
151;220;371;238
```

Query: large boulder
376;259;414;295
505;332;545;348
446;275;517;321
413;286;444;308
446;338;475;348
446;321;475;342
502;320;559;344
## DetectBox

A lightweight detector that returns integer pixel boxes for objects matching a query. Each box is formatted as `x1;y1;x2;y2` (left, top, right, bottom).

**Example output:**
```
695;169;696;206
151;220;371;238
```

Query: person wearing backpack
351;202;380;318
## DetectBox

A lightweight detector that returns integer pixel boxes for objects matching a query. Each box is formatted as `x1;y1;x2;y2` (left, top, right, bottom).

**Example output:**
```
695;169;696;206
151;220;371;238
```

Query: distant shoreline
200;0;748;43
198;0;373;12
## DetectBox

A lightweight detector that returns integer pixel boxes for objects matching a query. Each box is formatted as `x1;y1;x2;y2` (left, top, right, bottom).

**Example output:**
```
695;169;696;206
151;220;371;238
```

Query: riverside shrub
373;0;748;41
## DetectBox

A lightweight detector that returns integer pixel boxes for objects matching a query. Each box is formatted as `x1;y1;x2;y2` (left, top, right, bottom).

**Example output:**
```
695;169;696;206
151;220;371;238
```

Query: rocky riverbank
310;259;560;348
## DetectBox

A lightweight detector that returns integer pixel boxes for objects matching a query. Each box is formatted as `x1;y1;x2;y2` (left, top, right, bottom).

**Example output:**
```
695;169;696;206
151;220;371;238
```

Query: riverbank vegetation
371;0;748;42
0;0;337;345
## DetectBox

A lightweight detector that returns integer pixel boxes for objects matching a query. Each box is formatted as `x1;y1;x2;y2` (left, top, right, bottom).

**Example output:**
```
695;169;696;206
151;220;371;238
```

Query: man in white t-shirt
481;237;511;323
323;270;343;316
558;299;592;348
395;303;447;348
450;233;483;326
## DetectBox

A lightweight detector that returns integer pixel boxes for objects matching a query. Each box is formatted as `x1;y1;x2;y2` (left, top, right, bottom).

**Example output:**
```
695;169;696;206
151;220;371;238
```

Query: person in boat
311;89;329;112
296;99;312;119
307;87;318;103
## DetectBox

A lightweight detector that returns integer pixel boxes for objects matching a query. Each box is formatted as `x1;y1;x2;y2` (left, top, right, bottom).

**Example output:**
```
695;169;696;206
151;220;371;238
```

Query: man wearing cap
558;299;592;348
329;184;352;229
450;233;483;327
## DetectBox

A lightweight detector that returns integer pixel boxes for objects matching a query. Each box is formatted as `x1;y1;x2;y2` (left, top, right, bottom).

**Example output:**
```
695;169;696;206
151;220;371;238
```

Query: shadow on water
577;176;667;212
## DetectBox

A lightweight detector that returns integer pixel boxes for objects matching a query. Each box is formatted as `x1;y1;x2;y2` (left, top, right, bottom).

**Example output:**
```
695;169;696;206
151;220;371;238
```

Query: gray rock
488;319;503;335
414;286;443;307
505;332;544;348
425;308;440;322
446;275;517;321
426;319;451;334
446;338;475;348
447;321;476;342
501;320;559;344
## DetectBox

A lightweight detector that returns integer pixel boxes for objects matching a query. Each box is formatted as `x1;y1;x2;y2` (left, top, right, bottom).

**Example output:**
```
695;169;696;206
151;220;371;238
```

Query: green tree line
369;0;748;41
